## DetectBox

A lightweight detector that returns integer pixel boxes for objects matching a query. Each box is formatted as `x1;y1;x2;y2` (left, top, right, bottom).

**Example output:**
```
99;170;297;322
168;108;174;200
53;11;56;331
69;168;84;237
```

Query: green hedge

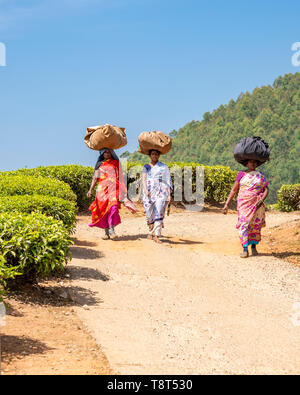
3;165;93;210
0;256;20;301
0;175;77;203
165;163;237;203
112;162;237;204
0;212;72;282
277;184;300;212
0;195;77;232
3;163;238;208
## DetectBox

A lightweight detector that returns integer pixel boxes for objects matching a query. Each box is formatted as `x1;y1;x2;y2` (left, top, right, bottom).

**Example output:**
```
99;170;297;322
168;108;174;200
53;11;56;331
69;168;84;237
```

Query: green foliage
0;212;72;282
125;161;237;203
277;184;300;212
0;195;77;232
2;165;89;209
203;165;237;202
127;73;300;203
2;162;237;209
3;163;151;210
0;256;20;301
0;175;77;203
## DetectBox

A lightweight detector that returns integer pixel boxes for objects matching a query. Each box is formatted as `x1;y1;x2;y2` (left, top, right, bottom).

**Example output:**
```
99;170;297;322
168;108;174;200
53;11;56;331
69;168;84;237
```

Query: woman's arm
256;186;269;208
142;172;150;198
87;175;98;198
222;181;239;214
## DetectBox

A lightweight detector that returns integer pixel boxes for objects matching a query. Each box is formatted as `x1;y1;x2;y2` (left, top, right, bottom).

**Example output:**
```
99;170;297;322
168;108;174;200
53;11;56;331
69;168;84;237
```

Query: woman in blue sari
142;149;172;243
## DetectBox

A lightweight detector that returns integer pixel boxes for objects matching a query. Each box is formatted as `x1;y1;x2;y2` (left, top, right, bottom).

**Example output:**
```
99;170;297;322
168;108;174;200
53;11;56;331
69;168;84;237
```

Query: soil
264;218;300;267
0;282;113;375
1;204;299;375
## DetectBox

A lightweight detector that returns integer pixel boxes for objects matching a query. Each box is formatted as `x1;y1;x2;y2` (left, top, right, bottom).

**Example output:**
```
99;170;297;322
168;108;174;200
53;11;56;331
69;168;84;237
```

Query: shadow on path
1;335;52;362
72;238;98;248
161;238;203;246
70;246;104;260
11;285;102;307
66;266;109;282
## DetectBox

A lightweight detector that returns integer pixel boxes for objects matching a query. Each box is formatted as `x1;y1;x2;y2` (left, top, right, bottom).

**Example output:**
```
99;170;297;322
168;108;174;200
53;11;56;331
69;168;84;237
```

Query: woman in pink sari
223;159;269;258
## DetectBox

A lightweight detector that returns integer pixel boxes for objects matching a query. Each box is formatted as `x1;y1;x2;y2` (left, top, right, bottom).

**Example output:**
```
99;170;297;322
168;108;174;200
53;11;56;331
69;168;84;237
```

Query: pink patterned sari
236;171;269;247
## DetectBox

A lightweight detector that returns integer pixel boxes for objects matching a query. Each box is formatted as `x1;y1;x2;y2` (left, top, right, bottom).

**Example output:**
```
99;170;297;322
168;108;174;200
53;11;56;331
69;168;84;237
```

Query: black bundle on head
234;136;270;167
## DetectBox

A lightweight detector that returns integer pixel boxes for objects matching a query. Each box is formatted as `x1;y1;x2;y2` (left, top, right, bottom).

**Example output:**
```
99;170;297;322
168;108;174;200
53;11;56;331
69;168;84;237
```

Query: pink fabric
124;200;137;214
236;171;246;183
236;171;269;247
89;204;121;229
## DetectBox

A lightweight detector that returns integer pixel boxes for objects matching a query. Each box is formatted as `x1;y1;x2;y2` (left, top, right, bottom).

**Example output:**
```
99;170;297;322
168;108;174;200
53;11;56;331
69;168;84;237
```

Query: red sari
89;159;127;229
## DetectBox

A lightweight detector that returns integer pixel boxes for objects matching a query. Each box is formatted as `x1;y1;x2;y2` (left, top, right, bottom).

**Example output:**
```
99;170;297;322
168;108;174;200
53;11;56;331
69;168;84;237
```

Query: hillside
126;73;300;202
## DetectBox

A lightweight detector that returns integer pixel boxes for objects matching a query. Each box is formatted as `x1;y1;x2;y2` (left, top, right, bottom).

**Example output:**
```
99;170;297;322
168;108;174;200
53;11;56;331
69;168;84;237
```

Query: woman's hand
222;182;239;215
87;190;93;199
256;199;264;209
222;205;228;215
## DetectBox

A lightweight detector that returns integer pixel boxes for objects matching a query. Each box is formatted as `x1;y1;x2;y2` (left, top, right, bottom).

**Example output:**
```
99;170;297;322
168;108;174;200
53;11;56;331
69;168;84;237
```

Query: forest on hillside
125;73;300;202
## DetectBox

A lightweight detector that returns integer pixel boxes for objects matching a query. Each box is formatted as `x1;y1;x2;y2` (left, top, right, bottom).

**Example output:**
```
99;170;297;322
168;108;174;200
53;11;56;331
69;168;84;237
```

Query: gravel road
68;210;300;375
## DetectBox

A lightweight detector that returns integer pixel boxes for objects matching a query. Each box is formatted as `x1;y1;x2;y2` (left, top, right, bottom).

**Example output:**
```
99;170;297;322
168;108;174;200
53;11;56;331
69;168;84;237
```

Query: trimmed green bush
0;195;77;232
125;162;238;203
0;256;20;301
0;212;72;282
277;184;300;212
3;165;93;210
0;175;77;203
203;165;238;202
3;162;238;207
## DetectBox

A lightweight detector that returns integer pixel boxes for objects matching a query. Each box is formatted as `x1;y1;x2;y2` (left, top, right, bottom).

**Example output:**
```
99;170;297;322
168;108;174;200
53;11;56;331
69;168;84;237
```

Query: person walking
87;148;128;240
142;149;172;243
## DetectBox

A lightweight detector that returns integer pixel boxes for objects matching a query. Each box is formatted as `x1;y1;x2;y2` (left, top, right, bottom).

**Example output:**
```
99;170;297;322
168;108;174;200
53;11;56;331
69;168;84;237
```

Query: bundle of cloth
234;136;270;166
84;124;127;151
138;130;172;155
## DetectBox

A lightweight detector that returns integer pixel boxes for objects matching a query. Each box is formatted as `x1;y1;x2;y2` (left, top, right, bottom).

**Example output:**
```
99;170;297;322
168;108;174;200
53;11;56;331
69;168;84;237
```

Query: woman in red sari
87;148;127;240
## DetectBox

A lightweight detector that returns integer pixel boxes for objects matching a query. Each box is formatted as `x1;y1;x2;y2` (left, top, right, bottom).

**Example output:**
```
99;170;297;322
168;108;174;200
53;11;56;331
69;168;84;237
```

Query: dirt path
66;209;300;374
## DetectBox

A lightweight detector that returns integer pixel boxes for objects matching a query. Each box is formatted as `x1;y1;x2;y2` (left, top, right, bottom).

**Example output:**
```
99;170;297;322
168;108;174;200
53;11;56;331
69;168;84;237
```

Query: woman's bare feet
154;236;162;244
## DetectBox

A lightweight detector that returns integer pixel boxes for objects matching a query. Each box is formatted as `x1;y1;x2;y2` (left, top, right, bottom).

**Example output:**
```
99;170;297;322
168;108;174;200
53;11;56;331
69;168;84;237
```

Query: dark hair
149;149;161;156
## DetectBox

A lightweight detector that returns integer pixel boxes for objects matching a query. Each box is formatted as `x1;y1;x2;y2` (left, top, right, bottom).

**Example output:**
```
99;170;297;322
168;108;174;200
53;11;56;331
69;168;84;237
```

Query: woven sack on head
138;131;172;155
84;124;127;150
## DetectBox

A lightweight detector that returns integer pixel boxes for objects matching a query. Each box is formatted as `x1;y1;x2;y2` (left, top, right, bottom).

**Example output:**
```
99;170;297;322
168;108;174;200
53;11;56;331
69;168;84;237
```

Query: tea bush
277;184;300;212
3;163;238;207
0;195;77;232
0;175;77;203
0;256;20;301
3;165;93;210
0;212;72;282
